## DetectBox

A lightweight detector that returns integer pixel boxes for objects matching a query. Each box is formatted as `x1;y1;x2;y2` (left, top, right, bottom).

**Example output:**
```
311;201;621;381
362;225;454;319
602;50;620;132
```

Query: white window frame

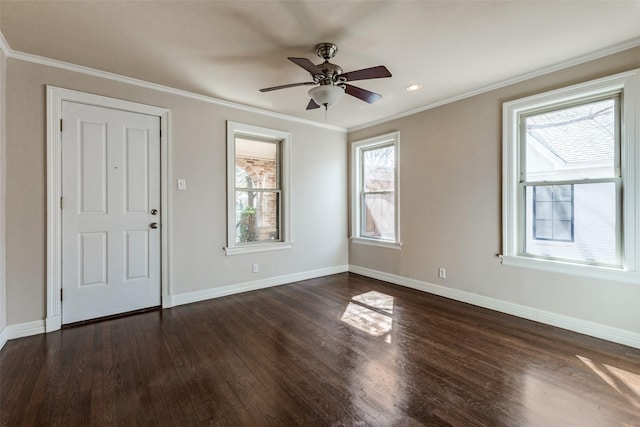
224;121;292;256
351;131;401;249
502;69;640;283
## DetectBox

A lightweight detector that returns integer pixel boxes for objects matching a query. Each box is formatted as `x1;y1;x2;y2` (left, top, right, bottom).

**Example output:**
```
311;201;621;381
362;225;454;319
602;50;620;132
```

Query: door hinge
60;289;63;301
60;119;63;132
60;197;63;209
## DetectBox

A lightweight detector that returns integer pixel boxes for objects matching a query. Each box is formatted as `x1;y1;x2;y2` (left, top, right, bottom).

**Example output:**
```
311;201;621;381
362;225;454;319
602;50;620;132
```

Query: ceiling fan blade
344;84;382;104
339;66;392;82
306;98;321;110
259;82;315;92
288;57;323;75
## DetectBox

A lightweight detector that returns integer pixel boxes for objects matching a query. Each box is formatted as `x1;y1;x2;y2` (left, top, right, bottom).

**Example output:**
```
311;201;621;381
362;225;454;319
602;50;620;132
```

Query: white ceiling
2;1;640;130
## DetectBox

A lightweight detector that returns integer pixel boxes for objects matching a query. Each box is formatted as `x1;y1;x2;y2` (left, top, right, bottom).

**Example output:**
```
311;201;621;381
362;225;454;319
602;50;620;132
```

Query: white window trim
351;131;402;250
502;69;640;283
224;121;292;256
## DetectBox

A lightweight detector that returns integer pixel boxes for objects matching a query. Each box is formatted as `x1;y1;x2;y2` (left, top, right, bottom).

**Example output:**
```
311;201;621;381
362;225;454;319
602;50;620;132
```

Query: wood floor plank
2;272;640;426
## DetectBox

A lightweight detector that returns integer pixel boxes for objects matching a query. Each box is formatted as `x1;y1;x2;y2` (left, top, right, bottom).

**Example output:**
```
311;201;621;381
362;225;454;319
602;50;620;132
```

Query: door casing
46;86;172;332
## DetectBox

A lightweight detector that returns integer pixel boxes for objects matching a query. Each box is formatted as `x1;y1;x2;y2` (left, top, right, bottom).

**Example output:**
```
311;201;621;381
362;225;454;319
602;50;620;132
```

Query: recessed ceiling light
406;84;423;92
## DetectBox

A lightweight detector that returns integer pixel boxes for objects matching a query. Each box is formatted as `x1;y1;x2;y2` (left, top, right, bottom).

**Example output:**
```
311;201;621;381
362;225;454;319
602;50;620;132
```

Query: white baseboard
7;319;46;340
349;265;640;350
0;265;349;344
167;265;349;307
0;326;7;350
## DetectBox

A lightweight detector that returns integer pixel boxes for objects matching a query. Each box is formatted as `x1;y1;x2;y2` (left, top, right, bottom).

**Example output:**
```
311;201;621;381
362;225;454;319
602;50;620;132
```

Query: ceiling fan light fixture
308;84;344;108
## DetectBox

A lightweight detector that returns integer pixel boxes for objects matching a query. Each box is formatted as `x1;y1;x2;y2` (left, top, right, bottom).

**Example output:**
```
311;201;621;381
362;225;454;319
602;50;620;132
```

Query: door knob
150;222;159;229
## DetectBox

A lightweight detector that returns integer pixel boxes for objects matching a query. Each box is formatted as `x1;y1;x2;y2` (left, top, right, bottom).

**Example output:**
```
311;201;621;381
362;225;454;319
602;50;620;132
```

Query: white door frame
46;86;172;332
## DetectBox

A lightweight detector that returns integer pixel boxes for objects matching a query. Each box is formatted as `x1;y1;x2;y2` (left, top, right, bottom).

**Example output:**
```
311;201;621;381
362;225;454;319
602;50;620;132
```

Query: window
523;96;618;263
502;70;640;282
225;122;291;255
351;132;401;249
533;185;574;242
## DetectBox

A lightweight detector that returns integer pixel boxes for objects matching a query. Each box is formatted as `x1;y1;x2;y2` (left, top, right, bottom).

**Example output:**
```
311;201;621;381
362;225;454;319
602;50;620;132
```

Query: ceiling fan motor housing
313;43;343;83
315;43;338;60
316;63;343;84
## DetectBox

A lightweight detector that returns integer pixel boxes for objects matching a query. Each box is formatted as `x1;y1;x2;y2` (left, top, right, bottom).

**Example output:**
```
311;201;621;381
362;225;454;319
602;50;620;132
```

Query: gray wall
0;44;6;335
349;46;640;336
3;38;639;345
5;58;348;325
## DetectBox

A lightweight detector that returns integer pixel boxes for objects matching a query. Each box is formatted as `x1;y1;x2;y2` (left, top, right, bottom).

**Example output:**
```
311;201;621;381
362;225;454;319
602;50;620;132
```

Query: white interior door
61;101;161;324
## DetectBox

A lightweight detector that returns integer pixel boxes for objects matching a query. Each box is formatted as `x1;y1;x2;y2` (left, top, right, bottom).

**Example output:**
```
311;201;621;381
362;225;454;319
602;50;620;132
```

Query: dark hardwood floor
2;272;640;426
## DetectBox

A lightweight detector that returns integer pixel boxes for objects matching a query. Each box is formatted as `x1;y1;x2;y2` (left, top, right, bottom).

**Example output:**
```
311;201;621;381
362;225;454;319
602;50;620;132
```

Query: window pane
363;145;394;192
535;220;553;239
235;166;253;189
526;182;617;265
555;185;573;201
553;221;573;241
235;191;280;243
555;202;572;220
535;186;553;201
524;98;616;181
536;202;553;220
362;192;395;240
235;137;278;190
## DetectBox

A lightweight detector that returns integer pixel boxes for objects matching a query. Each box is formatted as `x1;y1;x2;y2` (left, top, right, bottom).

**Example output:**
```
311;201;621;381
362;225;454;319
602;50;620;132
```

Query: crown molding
349;36;640;132
0;32;346;133
2;29;639;135
0;32;11;57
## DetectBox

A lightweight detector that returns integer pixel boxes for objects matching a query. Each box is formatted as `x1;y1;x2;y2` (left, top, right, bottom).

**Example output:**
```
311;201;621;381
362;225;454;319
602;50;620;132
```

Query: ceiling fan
259;43;392;111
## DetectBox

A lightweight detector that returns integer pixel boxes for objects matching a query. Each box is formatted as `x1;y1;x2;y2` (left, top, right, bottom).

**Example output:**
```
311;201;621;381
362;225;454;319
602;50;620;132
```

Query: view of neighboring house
362;144;395;240
524;97;618;265
234;137;280;243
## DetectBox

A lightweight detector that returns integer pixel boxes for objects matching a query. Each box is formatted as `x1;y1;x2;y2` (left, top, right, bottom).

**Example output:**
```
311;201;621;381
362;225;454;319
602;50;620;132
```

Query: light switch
177;178;187;190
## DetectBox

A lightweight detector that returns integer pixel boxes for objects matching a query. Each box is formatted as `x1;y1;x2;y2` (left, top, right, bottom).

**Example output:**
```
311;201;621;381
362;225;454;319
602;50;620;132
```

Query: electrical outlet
252;263;259;273
438;267;446;279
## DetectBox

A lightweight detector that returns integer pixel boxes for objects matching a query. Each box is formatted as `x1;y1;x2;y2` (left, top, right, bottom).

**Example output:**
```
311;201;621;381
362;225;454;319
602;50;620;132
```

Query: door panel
125;230;149;280
125;128;150;213
62;101;161;324
79;232;107;286
79;121;107;214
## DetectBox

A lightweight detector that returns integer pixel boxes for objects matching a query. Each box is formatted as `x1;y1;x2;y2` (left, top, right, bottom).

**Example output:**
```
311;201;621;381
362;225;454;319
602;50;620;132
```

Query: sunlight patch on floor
341;291;394;341
522;370;599;425
352;291;394;314
577;355;640;408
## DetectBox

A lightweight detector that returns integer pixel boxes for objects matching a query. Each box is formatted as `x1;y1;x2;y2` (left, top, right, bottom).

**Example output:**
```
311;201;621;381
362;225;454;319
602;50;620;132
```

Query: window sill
224;242;292;256
500;255;639;284
350;237;402;250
